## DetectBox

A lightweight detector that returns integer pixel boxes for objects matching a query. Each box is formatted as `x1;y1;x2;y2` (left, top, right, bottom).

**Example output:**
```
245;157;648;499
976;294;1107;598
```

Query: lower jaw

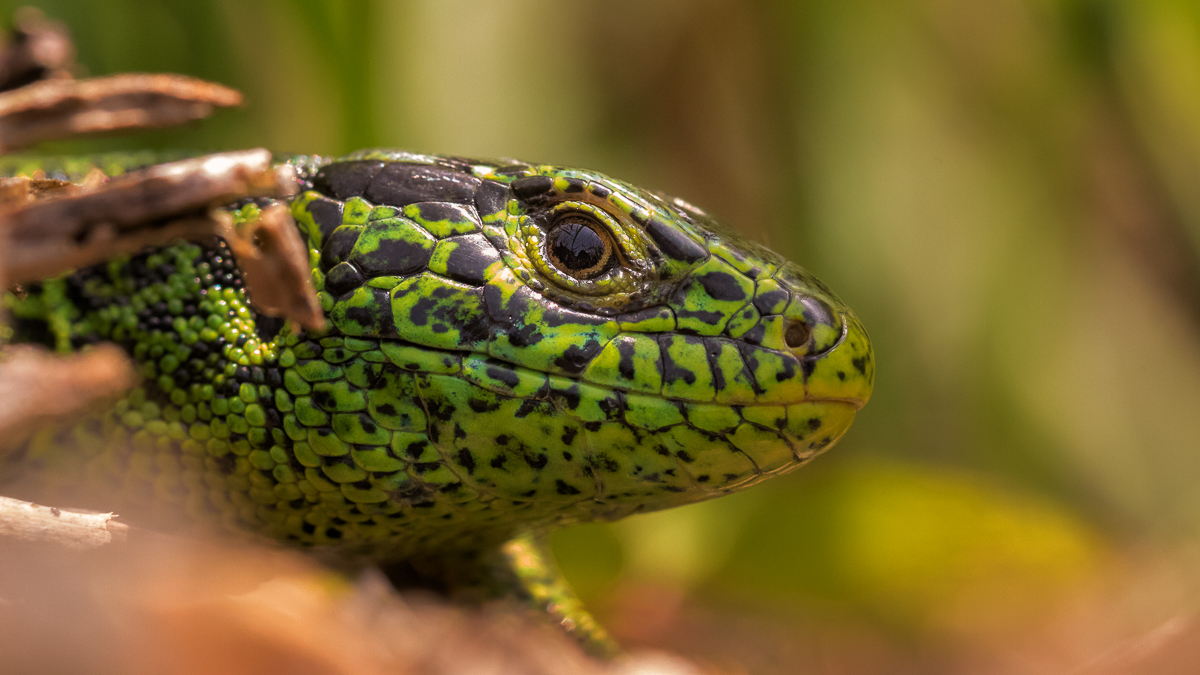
738;399;859;476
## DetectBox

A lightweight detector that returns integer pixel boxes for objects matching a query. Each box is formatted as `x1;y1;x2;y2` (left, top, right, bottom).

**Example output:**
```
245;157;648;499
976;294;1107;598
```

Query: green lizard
2;149;874;652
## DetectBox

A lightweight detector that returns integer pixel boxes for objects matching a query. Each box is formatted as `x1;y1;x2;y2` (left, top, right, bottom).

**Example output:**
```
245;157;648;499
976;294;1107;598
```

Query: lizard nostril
784;320;811;349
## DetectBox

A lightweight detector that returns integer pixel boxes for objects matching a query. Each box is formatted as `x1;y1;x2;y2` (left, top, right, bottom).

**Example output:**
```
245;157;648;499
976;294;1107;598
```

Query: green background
11;0;1200;642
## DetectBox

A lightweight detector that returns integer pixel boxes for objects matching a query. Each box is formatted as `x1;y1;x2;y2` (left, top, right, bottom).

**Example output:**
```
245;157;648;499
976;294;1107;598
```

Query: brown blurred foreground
0;534;704;675
1;534;1199;675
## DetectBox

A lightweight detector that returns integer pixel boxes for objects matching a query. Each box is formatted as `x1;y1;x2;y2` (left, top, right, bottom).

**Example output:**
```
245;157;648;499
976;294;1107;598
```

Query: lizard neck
10;236;288;436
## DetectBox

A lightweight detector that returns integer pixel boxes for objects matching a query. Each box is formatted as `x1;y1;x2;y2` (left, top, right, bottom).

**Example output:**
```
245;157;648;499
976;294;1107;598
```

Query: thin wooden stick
0;495;127;549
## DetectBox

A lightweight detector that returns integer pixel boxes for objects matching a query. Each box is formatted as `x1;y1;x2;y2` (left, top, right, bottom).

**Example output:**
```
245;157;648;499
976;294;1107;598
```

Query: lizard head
289;150;873;530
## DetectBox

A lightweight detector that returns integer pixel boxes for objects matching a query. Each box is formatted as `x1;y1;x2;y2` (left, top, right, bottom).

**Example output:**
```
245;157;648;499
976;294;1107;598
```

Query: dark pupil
550;220;607;276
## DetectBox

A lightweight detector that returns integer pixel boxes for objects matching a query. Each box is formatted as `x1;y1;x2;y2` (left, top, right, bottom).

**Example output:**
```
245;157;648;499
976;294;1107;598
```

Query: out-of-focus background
6;0;1200;672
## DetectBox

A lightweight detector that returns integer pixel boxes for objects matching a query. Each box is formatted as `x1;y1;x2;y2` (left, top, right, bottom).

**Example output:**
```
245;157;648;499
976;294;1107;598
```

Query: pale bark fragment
0;495;127;550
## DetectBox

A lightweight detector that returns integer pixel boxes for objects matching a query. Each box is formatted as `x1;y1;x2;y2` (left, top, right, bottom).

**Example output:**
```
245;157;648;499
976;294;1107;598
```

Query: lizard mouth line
368;338;868;407
362;332;868;409
803;397;867;411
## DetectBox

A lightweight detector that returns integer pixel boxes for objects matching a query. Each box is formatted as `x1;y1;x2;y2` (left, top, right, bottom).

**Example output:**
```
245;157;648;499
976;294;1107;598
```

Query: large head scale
288;149;873;534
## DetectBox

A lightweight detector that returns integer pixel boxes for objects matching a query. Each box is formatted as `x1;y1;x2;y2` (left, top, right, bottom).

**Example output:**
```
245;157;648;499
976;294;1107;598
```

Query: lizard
1;148;874;653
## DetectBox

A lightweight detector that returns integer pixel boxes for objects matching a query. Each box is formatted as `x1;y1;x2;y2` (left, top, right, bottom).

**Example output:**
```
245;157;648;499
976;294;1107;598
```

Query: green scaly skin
2;149;874;652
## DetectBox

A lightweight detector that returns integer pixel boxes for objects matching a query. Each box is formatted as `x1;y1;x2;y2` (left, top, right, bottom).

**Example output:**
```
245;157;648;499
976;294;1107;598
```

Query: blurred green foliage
9;0;1200;637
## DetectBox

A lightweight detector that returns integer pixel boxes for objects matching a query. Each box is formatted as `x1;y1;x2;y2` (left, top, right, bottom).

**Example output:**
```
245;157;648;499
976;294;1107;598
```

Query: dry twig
0;495;126;549
0;73;241;152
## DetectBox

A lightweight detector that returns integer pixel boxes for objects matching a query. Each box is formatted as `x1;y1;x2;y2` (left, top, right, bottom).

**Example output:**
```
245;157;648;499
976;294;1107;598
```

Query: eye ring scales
545;216;614;280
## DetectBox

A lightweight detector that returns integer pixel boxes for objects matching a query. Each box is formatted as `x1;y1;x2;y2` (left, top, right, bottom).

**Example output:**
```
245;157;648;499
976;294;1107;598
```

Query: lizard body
3;149;873;649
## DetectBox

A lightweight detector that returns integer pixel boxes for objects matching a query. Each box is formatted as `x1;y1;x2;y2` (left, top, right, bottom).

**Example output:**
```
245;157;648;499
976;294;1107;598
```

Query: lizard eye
516;198;641;300
545;216;613;280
